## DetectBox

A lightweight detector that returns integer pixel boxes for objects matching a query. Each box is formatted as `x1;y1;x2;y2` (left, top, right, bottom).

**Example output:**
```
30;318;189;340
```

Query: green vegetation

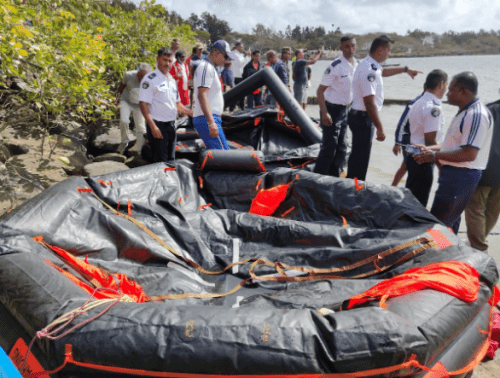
0;0;195;156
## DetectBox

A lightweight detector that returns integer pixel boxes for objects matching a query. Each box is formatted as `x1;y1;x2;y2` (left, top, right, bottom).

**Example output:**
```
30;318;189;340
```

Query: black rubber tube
199;150;266;172
223;67;321;145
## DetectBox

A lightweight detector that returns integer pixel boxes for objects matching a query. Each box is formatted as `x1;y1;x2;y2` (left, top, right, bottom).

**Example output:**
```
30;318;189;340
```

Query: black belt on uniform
326;101;352;109
349;109;368;116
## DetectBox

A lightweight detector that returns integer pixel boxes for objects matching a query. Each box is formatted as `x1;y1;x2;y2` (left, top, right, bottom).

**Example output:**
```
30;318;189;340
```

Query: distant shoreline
318;52;500;60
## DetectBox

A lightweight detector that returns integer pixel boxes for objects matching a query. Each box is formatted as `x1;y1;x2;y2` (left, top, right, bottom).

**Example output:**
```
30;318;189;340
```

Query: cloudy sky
151;0;500;35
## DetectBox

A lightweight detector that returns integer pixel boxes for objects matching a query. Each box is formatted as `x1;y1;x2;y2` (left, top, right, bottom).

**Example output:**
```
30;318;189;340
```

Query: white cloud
150;0;500;35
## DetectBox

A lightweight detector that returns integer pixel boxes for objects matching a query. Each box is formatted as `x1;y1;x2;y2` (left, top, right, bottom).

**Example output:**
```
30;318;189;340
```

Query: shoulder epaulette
331;59;341;68
147;73;157;80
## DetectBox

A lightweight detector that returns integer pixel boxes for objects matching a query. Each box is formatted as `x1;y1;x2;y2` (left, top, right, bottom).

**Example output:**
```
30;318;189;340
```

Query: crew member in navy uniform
391;91;425;186
347;35;420;181
139;47;192;163
406;69;448;207
313;35;357;177
415;72;494;234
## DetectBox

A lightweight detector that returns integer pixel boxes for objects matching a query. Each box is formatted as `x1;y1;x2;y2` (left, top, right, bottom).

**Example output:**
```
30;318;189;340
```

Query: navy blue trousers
247;92;263;109
147;120;176;163
313;102;349;177
346;111;374;181
430;165;482;234
405;154;434;207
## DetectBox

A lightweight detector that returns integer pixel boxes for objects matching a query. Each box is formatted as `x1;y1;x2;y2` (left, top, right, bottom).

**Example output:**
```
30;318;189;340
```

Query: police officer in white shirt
415;72;494;233
192;40;232;150
314;35;357;177
347;35;420;181
227;42;250;111
139;47;192;163
406;70;448;207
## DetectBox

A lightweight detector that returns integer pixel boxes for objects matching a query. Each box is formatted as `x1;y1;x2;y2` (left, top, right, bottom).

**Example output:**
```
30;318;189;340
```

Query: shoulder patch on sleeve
367;73;376;82
147;73;156;80
325;67;331;74
142;81;149;89
431;107;441;117
371;63;378;71
330;59;341;68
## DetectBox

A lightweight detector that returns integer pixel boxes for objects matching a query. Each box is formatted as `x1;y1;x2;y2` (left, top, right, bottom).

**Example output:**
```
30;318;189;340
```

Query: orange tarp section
35;237;147;303
347;261;480;309
248;182;291;216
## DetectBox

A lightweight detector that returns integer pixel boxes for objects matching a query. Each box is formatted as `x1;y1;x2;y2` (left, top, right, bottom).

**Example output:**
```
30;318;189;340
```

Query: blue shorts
192;115;229;150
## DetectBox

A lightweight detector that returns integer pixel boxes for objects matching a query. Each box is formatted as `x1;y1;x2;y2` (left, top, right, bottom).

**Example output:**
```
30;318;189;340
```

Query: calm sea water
303;54;500;140
302;54;500;234
307;54;500;104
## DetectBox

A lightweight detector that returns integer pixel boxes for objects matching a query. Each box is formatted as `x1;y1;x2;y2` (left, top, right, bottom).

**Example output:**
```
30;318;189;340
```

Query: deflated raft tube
223;66;322;145
199;150;266;172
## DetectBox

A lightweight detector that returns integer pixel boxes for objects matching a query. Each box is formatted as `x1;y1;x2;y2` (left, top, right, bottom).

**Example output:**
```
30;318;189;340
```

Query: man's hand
246;49;251;57
321;113;333;126
376;128;386;142
414;150;435;164
151;124;163;139
407;69;421;79
208;122;219;138
392;144;401;156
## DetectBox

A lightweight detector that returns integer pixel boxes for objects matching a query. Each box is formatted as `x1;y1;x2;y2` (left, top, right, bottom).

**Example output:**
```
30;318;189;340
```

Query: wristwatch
404;66;408;73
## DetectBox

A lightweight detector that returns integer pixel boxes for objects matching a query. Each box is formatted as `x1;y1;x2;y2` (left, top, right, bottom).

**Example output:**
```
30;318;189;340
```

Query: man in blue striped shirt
414;72;494;233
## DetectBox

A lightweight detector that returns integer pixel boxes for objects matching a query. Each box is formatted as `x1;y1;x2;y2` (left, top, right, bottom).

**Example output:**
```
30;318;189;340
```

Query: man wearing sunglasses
192;40;232;150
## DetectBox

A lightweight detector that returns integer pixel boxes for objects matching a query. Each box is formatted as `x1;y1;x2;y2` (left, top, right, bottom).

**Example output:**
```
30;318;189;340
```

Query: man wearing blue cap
192;40;232;150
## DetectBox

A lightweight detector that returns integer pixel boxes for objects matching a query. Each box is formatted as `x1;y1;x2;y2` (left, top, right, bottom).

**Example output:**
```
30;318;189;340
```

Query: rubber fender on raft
199;150;266;172
223;67;322;145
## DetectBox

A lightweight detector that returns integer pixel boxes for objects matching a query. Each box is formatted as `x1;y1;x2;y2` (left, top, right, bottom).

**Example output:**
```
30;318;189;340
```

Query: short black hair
425;69;448;90
234;42;243;48
175;50;186;60
340;35;355;43
252;49;261;56
369;35;395;54
453;71;478;95
157;47;174;57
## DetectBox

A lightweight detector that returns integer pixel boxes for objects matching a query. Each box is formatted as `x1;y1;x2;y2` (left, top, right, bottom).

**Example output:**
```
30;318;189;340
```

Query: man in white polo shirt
406;69;448;207
313;35;357;177
192;40;232;150
347;35;420;181
139;47;192;163
227;42;250;111
415;72;494;234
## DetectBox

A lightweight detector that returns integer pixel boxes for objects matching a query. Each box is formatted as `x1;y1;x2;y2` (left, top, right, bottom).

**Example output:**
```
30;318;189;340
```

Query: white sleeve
461;111;489;148
194;63;214;89
320;66;338;87
359;70;377;98
138;77;154;104
422;105;442;134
